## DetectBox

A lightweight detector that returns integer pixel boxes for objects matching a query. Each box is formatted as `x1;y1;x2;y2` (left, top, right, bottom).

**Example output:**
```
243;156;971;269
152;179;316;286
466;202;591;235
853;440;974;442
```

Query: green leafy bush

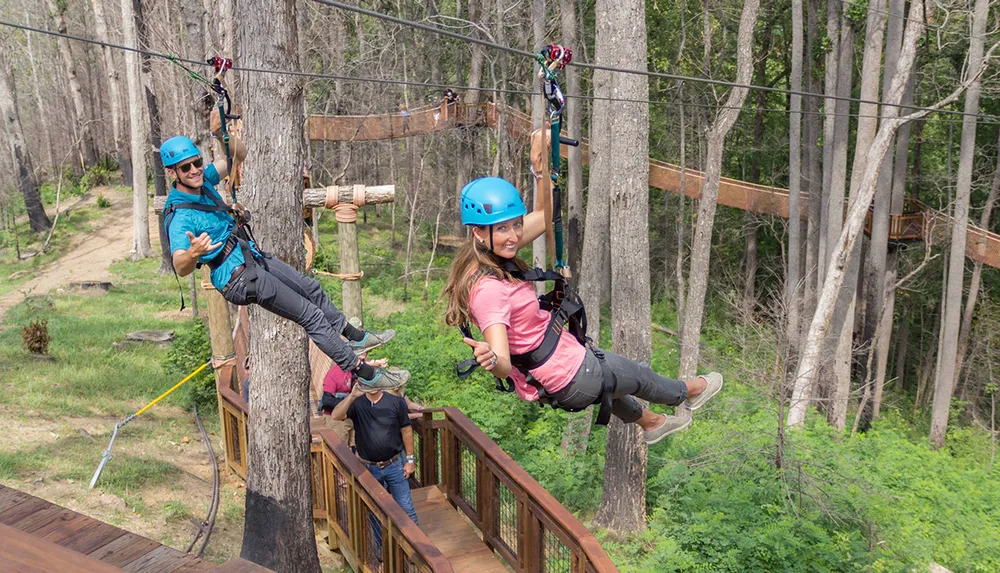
96;194;111;209
162;319;215;413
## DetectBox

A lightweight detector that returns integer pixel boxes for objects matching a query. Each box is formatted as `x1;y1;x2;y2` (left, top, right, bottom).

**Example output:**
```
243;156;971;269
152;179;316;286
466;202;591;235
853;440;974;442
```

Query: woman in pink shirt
444;177;723;444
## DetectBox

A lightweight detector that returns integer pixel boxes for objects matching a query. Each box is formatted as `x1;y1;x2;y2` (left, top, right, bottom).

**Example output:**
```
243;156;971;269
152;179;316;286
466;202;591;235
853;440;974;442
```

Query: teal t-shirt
164;164;253;290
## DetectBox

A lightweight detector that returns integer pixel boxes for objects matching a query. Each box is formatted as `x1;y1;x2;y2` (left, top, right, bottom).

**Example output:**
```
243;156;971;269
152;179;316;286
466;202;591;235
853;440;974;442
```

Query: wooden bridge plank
121;544;196;573
0;523;124;573
88;533;162;568
59;519;129;555
11;504;70;533
412;485;508;573
0;496;51;526
213;557;277;572
0;484;33;512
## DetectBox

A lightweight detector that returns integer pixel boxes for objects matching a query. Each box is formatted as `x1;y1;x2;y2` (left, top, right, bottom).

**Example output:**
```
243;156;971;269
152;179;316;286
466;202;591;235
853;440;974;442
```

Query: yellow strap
135;361;211;417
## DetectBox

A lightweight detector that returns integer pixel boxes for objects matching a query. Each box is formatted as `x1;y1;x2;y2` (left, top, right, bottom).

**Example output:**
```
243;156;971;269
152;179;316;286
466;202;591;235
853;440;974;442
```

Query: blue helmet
460;177;526;226
160;136;200;167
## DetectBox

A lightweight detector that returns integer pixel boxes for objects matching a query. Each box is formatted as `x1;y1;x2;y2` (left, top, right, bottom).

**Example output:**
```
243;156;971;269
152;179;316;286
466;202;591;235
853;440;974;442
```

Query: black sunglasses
177;158;204;174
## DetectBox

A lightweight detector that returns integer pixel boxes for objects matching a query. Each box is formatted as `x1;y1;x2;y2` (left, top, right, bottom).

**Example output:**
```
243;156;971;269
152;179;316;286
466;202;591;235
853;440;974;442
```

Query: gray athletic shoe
643;411;693;445
347;318;396;355
357;367;410;391
683;372;723;411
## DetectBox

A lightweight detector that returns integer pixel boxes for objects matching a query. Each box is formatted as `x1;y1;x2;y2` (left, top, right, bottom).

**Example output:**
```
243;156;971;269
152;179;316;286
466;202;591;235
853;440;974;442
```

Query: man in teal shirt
162;113;406;390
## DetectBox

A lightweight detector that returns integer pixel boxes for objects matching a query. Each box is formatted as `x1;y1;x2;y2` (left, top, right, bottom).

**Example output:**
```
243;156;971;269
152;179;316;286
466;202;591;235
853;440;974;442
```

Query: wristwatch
405;455;415;464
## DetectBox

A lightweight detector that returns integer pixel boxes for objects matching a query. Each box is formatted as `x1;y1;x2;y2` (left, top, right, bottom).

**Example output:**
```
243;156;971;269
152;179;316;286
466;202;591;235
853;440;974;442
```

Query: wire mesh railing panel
363;504;384;572
542;526;573;573
333;466;350;538
494;478;518;557
310;450;326;513
226;410;242;466
411;431;422;488
459;443;477;508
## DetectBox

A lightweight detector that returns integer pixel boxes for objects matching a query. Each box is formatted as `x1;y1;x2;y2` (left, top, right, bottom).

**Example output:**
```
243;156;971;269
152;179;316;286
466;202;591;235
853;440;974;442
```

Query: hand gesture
403;462;416;478
369;358;388;368
463;337;498;372
185;231;221;257
349;381;366;397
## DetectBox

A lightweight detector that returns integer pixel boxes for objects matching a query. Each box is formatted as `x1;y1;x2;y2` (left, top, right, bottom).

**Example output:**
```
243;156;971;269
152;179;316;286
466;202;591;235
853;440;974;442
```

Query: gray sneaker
683;372;723;411
643;411;693;445
347;319;396;355
357;367;410;391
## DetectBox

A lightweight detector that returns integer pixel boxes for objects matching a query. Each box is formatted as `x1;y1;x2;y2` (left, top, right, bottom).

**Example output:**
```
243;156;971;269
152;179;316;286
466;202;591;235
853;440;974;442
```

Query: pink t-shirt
469;277;586;401
323;365;352;395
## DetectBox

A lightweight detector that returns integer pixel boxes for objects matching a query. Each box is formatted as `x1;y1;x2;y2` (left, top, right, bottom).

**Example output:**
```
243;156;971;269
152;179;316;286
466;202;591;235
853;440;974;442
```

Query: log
153;184;395;213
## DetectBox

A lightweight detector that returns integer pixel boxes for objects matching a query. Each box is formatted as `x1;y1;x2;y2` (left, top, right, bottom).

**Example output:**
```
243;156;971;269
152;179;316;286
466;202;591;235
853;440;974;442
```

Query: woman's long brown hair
444;229;529;327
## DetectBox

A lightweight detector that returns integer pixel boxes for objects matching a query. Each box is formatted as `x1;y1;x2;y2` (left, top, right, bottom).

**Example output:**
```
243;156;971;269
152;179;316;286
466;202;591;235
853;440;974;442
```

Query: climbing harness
457;46;615;425
163;182;265;310
89;361;211;489
207;56;241;201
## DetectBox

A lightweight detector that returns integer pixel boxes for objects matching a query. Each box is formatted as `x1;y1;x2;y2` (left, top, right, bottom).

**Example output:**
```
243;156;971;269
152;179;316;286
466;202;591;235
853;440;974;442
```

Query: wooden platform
0;484;272;573
411;485;507;573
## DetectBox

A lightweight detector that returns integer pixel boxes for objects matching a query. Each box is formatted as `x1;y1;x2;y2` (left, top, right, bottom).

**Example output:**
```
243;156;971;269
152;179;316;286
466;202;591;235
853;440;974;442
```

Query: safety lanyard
535;44;576;271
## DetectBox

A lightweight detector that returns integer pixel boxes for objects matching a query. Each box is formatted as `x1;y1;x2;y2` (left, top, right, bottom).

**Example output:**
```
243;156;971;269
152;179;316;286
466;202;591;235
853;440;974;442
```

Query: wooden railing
410;408;617;573
215;371;453;573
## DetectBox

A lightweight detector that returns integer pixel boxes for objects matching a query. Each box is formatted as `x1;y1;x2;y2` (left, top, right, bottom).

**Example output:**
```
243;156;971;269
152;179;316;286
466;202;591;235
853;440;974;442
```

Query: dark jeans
550;348;688;424
220;254;357;371
366;457;418;552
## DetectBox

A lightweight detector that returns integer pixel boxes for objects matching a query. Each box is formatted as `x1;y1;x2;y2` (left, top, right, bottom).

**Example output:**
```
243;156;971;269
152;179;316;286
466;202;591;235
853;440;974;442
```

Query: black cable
2;18;993;124
311;0;1000;122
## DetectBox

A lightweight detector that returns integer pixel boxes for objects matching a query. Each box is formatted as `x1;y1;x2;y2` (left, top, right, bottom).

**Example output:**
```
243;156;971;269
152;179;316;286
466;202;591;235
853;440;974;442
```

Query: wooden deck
411;486;508;573
0;483;272;573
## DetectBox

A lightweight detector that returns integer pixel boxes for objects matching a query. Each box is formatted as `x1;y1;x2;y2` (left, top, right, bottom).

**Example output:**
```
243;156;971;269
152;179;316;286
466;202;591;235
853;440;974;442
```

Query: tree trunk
561;0;583;288
838;0;887;431
183;0;208;148
530;0;547;281
237;1;320;571
592;0;650;534
0;62;51;232
930;0;989;449
786;0;803;372
90;0;128;180
557;0;590;455
23;12;56;173
954;131;1000;394
121;0;152;260
802;0;821;335
46;0;98;168
678;0;761;379
816;0;840;288
789;0;931;428
824;15;856;430
859;0;907;430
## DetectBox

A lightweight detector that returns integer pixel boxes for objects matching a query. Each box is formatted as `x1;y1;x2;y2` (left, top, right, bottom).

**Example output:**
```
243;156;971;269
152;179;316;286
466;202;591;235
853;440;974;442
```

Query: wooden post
338;205;363;323
204;266;236;456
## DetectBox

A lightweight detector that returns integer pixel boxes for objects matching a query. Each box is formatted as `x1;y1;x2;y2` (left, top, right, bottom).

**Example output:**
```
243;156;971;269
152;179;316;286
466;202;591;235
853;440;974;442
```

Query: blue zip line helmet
160;136;201;168
460;177;526;226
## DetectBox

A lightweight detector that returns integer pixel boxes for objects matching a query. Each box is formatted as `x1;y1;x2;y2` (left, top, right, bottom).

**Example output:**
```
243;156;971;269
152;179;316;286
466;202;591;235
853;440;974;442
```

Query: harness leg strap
591;348;617;427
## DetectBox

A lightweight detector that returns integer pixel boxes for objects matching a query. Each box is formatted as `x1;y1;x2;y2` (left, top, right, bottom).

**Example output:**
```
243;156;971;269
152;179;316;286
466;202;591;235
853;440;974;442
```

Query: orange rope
334;203;358;223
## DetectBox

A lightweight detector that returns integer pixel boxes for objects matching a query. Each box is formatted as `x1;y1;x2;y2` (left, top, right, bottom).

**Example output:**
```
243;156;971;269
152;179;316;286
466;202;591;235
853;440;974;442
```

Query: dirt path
0;189;161;317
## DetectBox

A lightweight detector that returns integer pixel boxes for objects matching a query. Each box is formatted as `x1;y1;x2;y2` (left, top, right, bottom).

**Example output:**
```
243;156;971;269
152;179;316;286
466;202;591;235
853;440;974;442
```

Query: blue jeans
367;457;418;552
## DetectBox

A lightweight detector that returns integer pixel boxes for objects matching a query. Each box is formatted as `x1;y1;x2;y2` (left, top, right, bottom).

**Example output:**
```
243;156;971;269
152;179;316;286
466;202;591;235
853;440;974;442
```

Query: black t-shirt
347;393;411;463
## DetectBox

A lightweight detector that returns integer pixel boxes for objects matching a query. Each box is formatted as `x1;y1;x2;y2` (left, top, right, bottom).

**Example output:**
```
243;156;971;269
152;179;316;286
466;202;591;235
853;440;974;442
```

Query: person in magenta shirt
444;177;723;444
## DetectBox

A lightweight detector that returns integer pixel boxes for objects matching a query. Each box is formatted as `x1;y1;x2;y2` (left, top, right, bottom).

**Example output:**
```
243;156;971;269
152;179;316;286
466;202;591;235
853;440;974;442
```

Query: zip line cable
311;0;1000;122
1;18;994;124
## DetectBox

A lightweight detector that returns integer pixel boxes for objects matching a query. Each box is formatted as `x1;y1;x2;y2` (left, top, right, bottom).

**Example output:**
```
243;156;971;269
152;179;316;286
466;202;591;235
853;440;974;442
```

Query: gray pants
549;348;687;423
220;254;357;371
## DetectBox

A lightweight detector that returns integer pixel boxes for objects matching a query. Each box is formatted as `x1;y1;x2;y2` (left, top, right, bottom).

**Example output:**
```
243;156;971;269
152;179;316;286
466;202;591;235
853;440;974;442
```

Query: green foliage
845;0;868;24
96;193;111;209
163;319;215;414
81;162;116;191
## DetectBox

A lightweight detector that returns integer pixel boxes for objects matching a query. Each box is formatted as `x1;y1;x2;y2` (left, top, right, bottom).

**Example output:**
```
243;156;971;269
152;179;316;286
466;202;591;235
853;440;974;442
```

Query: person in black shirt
331;383;418;527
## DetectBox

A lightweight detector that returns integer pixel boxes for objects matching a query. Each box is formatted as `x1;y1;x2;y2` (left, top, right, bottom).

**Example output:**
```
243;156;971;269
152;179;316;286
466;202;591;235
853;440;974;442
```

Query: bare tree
785;0;803;368
90;0;129;180
789;0;978;429
237;1;320;571
0;59;51;232
678;0;761;379
561;0;583;287
45;0;98;168
930;0;990;449
121;0;151;260
591;0;650;534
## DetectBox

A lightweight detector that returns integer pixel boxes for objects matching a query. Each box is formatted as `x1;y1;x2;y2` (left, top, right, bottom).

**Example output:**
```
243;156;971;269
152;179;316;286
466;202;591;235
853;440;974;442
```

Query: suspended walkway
307;101;1000;270
216;309;618;573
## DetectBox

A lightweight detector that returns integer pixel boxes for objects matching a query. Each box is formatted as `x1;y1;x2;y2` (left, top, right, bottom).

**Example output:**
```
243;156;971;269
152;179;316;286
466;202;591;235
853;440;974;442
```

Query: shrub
22;320;51;354
162;319;215;413
96;193;111;209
